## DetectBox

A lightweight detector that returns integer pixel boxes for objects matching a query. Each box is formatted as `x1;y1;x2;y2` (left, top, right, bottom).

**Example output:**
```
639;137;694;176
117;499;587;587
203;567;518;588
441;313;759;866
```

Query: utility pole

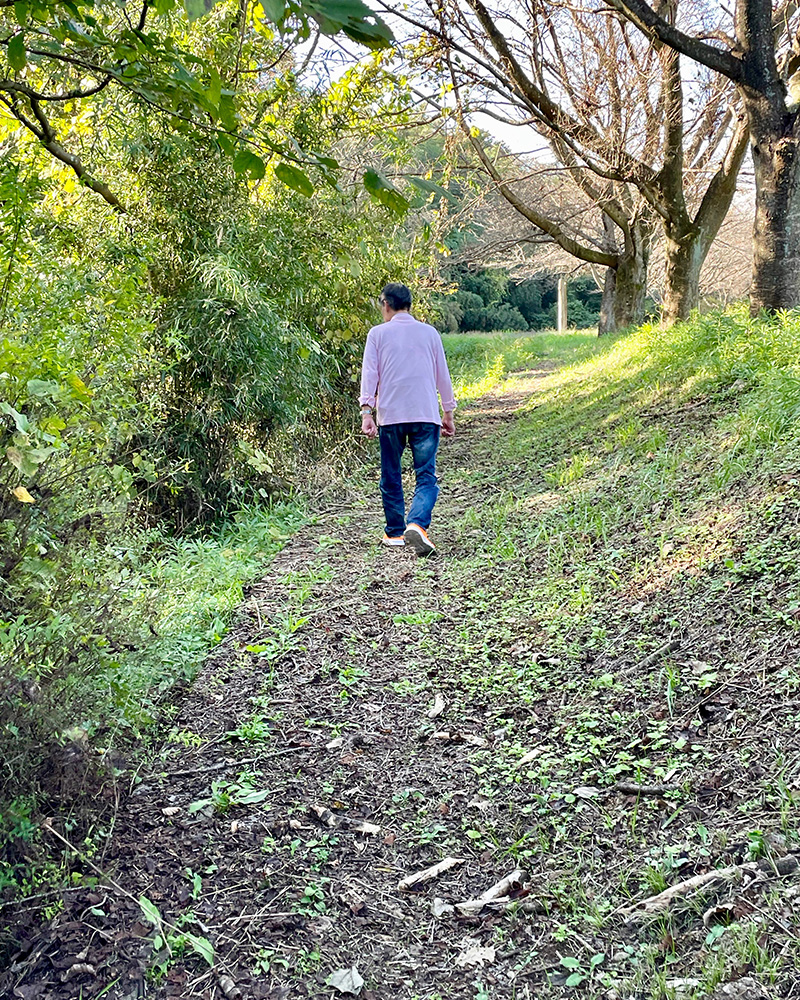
557;274;568;331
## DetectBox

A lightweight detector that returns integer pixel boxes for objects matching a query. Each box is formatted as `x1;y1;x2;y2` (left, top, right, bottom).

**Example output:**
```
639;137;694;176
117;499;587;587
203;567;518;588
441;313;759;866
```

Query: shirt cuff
441;399;456;413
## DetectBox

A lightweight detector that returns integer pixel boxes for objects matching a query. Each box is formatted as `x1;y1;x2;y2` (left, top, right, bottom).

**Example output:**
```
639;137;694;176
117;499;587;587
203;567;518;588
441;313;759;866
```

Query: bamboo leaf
407;176;459;204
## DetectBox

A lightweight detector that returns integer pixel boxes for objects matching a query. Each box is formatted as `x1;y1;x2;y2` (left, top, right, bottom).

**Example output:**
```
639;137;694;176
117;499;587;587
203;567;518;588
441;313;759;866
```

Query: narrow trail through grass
7;314;800;999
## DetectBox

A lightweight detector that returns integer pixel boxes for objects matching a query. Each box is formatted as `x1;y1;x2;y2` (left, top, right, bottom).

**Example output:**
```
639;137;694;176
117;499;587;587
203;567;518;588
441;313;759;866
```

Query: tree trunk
612;219;650;329
661;226;705;323
596;214;650;334
747;100;800;313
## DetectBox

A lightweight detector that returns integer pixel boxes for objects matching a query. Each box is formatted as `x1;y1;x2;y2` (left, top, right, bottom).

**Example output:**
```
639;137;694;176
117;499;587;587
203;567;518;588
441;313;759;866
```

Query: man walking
359;283;456;556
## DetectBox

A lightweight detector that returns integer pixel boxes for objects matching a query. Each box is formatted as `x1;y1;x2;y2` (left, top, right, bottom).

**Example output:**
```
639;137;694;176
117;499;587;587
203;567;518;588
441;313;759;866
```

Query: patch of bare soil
4;363;800;999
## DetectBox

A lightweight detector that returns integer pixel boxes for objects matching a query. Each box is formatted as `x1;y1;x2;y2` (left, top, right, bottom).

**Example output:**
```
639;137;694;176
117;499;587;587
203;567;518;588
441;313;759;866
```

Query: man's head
379;283;412;318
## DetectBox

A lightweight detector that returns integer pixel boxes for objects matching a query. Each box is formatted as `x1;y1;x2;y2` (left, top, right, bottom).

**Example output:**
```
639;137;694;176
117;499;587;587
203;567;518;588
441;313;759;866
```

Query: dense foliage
433;265;603;332
0;7;441;884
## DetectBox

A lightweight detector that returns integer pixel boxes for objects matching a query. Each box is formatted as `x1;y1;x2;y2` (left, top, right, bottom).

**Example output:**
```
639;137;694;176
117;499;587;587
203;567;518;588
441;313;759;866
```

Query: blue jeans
379;422;440;537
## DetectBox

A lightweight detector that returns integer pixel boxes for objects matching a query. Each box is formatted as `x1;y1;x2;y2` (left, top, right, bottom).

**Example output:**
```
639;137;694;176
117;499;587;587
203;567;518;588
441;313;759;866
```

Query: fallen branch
619;854;799;921
614;781;681;796
636;639;681;670
433;868;529;917
398;857;465;891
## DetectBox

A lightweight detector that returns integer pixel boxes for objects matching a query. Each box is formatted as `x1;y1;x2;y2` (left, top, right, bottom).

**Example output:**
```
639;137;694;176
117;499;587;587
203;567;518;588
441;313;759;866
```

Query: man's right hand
361;413;378;438
442;411;455;438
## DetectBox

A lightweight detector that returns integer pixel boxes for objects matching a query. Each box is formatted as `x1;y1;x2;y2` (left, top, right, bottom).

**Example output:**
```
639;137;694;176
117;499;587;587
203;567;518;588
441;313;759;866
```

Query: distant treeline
433;266;602;332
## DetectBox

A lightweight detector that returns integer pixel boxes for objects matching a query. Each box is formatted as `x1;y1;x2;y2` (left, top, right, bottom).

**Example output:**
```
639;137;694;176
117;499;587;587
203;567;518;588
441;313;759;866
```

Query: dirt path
8;357;800;1000
6;367;558;1000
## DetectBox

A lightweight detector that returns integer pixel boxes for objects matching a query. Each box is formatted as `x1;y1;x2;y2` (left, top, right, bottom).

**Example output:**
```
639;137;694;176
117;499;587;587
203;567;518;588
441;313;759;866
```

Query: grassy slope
415;311;800;992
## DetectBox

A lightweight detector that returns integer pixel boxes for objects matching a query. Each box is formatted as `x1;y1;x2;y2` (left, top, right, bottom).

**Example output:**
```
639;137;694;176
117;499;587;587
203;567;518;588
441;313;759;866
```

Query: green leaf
275;161;314;197
363;169;408;214
235;788;270;804
589;953;605;968
565;972;586;987
218;93;238;131
139;895;162;927
26;378;61;399
207;67;221;110
0;402;30;434
306;0;392;48
232;149;266;180
7;33;26;72
407;176;459;204
5;446;49;477
186;933;215;966
260;0;284;22
559;957;581;970
13;1;28;27
183;0;218;21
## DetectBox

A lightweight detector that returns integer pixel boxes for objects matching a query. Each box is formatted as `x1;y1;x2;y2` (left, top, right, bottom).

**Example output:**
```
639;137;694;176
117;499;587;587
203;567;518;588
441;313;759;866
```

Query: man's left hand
442;412;455;438
361;413;378;438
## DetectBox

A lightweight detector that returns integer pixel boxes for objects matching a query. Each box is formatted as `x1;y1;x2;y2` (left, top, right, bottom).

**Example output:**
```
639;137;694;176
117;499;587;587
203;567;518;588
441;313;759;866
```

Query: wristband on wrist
361;406;373;415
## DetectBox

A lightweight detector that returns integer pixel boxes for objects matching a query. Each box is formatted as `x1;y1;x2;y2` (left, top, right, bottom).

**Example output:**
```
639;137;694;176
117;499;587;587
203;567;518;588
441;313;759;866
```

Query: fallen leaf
383;832;396;846
428;693;446;719
349;820;381;835
574;786;600;799
517;748;542;766
161;806;181;817
702;902;737;928
463;734;489;748
455;937;496;968
432;897;454;918
327;966;365;995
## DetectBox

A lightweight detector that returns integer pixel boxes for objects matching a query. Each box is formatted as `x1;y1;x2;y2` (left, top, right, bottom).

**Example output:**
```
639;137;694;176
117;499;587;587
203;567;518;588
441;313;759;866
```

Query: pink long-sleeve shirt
359;312;457;426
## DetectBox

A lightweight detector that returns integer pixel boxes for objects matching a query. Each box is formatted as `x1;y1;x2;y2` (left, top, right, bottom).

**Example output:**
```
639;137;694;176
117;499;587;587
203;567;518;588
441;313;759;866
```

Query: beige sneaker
381;534;405;547
403;523;436;556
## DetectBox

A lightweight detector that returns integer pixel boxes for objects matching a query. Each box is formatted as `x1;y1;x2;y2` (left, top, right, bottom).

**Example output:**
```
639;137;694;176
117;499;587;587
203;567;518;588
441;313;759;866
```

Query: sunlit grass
444;328;614;401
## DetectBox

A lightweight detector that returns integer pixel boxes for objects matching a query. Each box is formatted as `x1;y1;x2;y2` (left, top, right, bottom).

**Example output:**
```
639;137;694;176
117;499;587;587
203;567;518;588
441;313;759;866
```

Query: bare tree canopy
601;0;800;313
381;0;749;327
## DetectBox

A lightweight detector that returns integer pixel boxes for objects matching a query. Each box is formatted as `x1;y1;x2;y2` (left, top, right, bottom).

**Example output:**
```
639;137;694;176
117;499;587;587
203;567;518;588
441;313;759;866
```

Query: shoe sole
382;537;405;547
403;526;436;556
